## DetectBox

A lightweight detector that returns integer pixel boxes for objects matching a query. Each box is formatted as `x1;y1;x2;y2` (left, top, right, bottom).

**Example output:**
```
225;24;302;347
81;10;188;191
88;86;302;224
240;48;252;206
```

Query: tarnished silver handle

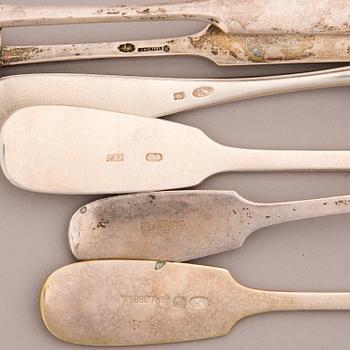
3;28;350;67
1;1;350;35
0;2;212;28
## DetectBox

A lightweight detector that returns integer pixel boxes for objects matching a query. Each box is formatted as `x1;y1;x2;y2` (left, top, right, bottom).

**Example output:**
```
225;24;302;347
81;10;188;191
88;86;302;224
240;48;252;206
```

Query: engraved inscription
138;45;170;52
141;220;186;234
146;153;163;162
173;92;186;100
118;43;136;53
173;296;187;308
107;153;124;162
193;86;214;98
120;295;208;309
189;297;209;310
120;295;171;305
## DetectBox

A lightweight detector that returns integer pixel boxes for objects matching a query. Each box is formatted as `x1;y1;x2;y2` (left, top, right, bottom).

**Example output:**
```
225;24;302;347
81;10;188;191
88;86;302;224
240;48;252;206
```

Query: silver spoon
69;190;350;261
1;66;350;128
2;105;350;195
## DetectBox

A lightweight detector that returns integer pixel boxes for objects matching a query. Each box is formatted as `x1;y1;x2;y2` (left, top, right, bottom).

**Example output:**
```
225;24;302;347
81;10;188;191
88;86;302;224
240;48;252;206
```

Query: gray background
2;0;350;349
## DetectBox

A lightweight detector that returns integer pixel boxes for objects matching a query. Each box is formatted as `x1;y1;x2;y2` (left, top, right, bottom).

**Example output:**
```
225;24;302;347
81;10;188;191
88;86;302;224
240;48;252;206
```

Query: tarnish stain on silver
155;261;166;270
79;207;87;214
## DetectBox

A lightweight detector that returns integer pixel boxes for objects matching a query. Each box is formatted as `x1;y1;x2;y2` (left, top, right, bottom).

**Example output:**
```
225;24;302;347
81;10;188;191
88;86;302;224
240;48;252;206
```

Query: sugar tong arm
0;2;214;28
1;1;349;34
3;26;350;67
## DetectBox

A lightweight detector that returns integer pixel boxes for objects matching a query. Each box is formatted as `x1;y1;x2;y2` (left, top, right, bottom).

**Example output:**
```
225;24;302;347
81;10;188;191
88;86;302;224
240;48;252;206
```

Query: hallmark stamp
193;86;214;98
118;43;136;53
173;92;186;100
146;153;163;162
138;45;170;52
189;297;209;310
141;220;186;234
107;153;124;162
173;296;187;308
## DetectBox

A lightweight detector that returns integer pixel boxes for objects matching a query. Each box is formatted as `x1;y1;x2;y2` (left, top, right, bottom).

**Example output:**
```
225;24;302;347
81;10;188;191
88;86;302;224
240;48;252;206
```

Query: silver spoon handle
214;66;350;105
254;194;350;229
248;289;350;317
1;38;178;66
221;148;350;174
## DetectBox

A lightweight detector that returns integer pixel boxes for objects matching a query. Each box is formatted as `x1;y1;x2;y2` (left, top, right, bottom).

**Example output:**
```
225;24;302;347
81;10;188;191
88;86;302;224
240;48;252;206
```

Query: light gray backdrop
1;0;350;349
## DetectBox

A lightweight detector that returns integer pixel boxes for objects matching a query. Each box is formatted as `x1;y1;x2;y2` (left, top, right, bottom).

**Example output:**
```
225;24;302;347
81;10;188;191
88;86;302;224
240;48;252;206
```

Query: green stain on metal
155;261;166;270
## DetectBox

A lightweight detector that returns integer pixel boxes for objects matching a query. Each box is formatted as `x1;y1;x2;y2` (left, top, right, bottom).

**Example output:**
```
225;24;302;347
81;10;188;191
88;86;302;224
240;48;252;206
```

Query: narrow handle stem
255;195;350;229
0;1;212;27
220;147;350;173
218;66;350;103
0;37;180;66
248;289;350;316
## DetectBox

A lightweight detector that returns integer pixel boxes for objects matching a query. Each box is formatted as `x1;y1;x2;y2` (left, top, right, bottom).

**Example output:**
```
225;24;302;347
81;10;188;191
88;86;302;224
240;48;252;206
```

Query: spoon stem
0;37;180;66
220;148;350;173
250;289;350;315
254;195;350;229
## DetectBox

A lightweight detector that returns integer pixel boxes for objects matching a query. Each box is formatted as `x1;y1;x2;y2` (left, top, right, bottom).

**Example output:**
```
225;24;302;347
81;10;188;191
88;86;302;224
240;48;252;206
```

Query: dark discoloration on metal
189;26;320;64
1;46;45;65
80;207;88;214
149;194;156;202
93;218;110;230
88;6;171;19
3;0;350;35
335;199;350;206
313;18;350;33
